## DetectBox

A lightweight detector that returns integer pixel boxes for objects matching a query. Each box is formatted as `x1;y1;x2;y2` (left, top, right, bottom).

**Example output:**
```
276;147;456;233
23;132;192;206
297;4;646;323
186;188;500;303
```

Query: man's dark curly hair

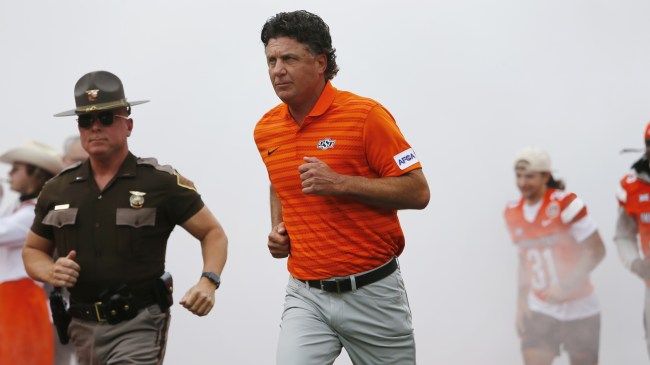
261;10;339;80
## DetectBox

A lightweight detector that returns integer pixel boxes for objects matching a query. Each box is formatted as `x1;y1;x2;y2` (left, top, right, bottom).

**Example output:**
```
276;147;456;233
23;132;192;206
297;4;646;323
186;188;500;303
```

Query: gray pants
277;268;416;365
69;304;170;365
643;287;650;356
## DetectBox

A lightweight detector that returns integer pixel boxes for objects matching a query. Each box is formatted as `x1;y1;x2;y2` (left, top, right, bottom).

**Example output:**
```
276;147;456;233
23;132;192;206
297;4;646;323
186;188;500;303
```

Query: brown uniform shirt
31;152;204;302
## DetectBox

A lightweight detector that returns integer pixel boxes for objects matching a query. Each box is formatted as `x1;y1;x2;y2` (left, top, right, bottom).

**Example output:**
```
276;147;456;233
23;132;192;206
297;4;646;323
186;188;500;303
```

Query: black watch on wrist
201;272;221;290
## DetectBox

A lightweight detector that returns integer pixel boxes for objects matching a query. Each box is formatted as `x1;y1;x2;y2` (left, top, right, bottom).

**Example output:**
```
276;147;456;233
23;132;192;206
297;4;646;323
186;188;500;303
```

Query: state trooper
23;70;228;365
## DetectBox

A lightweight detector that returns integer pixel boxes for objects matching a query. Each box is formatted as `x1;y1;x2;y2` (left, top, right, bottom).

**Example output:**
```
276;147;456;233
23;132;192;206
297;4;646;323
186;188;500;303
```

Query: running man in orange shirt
504;147;605;365
254;10;430;365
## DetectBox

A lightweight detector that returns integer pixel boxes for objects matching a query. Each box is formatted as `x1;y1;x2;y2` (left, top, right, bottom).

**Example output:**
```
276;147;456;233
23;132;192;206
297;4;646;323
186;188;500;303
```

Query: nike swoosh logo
267;147;280;156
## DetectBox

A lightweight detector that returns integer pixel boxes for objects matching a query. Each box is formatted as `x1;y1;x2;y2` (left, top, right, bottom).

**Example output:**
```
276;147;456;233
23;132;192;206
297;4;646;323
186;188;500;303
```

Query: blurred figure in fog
504;147;605;365
614;122;650;360
0;140;64;365
62;136;87;167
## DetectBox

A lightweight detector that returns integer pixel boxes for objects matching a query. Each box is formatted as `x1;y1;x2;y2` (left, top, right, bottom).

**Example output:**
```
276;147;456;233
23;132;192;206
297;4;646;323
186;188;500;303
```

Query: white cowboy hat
0;140;65;175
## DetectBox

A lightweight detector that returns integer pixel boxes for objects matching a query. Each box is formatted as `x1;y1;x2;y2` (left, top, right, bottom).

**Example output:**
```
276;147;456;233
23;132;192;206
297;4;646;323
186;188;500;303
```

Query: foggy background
1;1;649;363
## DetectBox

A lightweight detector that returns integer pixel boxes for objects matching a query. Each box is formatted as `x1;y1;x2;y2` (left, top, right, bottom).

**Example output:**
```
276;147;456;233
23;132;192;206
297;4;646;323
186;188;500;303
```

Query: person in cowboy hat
0;140;64;365
22;70;228;365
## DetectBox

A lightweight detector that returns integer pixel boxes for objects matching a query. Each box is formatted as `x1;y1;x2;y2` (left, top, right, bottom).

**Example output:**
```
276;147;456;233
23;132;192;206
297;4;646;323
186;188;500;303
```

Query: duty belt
298;256;398;293
68;293;156;324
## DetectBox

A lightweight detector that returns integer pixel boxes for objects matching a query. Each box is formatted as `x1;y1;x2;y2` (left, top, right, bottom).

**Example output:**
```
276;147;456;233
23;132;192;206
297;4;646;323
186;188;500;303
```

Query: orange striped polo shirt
254;81;422;279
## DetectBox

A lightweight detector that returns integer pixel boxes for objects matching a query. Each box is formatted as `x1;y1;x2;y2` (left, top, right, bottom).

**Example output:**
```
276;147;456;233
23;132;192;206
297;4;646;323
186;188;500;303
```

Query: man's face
265;37;326;108
515;163;548;201
8;163;30;194
78;108;132;159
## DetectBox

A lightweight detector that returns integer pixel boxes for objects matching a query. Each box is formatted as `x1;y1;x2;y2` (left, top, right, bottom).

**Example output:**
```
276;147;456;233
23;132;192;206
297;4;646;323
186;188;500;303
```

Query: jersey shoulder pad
617;180;629;204
548;189;568;201
557;192;586;224
504;199;522;225
505;198;521;210
621;172;638;187
618;172;650;205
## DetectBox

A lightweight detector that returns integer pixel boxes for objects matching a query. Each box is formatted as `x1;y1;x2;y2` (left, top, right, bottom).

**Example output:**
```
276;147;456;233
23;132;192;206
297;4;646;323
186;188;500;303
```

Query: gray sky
2;0;650;363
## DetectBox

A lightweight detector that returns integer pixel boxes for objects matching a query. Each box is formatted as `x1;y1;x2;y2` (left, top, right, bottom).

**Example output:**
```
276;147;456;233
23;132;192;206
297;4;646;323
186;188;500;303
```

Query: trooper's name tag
54;204;70;210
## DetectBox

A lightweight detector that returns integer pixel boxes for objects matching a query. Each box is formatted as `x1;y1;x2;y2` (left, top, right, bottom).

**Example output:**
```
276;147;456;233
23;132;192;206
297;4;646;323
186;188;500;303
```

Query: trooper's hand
268;222;290;258
50;251;80;288
179;280;215;316
632;258;650;280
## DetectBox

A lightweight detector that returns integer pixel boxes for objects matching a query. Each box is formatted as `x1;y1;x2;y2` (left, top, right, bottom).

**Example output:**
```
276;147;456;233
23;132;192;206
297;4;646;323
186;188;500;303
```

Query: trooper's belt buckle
94;301;106;322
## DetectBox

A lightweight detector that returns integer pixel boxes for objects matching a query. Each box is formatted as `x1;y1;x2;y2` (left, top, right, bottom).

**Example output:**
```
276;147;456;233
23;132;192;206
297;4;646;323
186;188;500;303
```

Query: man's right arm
270;185;282;228
22;230;80;288
614;207;640;270
268;185;290;258
613;207;650;279
516;252;530;337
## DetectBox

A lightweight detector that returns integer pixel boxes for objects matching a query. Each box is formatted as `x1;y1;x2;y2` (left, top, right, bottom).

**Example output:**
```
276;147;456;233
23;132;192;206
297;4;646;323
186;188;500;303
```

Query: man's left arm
179;206;228;316
544;231;606;303
298;157;429;210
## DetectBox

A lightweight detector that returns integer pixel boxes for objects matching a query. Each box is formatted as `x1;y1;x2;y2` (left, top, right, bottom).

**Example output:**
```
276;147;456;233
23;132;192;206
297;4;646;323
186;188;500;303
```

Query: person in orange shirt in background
504;147;605;365
614;122;650;360
254;10;430;365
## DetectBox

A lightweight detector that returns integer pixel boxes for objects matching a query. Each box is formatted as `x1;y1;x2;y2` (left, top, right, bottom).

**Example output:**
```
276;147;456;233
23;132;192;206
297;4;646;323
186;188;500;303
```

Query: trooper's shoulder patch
174;171;197;191
137;157;175;175
137;157;196;191
59;161;83;175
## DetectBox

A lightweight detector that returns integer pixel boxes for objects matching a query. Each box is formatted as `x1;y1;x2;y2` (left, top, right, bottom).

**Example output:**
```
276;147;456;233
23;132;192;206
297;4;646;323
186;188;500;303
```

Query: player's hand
632;258;650;280
268;222;290;258
180;279;216;316
515;299;530;337
50;250;80;288
298;157;345;196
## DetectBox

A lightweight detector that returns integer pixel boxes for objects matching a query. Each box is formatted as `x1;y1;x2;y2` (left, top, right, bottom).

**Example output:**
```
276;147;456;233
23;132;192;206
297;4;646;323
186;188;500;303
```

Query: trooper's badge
129;191;146;209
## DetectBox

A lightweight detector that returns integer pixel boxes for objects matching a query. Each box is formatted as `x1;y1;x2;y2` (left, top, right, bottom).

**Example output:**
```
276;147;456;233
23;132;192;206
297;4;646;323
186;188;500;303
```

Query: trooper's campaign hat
54;70;149;117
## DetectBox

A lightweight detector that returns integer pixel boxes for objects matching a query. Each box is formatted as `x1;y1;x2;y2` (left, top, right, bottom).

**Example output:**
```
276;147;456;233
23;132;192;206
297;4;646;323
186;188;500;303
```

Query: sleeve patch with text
393;148;419;170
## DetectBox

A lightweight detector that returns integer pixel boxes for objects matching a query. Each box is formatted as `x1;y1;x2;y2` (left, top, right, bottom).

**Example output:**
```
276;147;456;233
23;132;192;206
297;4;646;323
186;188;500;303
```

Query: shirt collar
69;152;137;183
308;81;336;118
279;81;337;122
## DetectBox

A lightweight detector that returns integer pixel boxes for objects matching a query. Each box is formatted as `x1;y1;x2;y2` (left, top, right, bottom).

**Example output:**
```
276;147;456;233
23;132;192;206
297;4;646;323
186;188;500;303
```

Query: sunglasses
77;111;129;129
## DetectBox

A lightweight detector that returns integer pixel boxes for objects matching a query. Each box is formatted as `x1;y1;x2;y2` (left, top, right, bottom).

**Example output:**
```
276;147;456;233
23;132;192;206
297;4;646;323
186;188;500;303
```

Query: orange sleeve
363;105;422;177
618;176;635;213
560;193;588;224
